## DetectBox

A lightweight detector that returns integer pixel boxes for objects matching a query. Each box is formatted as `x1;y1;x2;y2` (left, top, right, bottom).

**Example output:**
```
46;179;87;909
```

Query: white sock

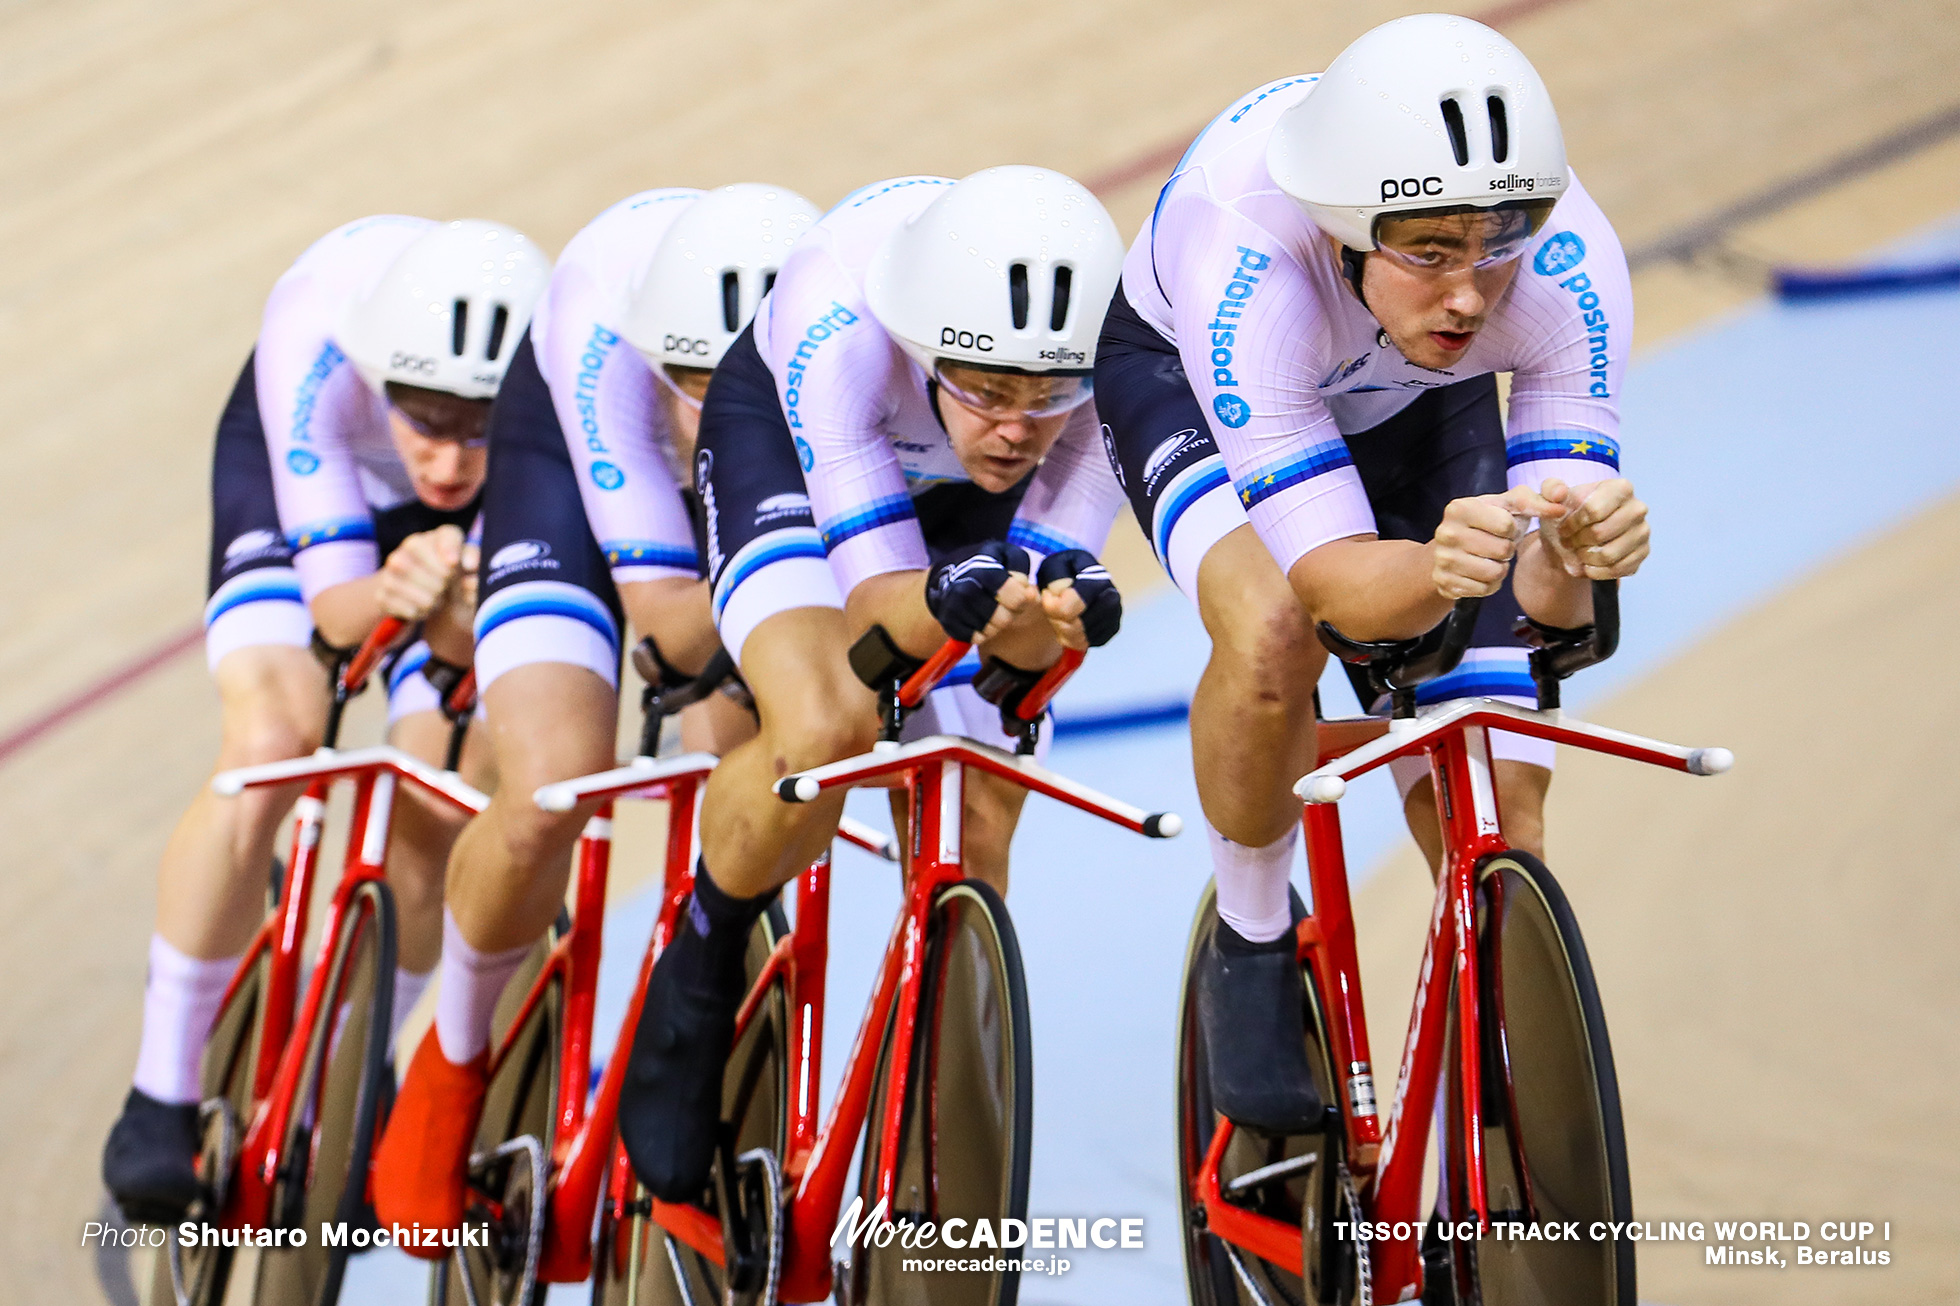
1208;822;1299;943
392;966;436;1046
433;909;531;1065
132;935;241;1105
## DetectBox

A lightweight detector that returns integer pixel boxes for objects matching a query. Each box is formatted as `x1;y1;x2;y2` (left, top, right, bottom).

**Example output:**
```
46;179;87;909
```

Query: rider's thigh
478;661;620;865
1194;526;1324;686
740;606;880;767
210;643;329;766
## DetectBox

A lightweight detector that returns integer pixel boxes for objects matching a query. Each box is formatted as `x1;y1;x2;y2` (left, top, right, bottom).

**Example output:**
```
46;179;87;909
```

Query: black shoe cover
617;924;744;1202
102;1088;201;1224
1197;923;1325;1134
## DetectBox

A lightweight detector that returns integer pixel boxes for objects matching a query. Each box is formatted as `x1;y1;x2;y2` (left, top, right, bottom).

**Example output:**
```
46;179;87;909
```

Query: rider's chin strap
1340;245;1371;310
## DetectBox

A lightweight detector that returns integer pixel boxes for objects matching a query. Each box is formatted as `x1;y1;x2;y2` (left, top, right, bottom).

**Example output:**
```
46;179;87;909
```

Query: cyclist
370;184;822;1242
1095;15;1649;1134
101;216;549;1223
603;166;1131;1203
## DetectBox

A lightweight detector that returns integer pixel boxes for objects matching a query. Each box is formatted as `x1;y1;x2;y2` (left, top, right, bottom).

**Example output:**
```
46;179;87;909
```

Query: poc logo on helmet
389;352;438;375
939;328;995;352
1379;177;1444;202
663;335;712;356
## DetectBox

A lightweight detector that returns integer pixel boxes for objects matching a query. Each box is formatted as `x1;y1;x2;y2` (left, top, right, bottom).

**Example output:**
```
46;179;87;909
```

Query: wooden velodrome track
3;0;1957;1300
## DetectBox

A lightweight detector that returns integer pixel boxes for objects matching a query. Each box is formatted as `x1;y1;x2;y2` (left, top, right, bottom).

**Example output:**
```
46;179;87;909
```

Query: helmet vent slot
486;304;510;361
1009;262;1031;330
763;270;778;296
450;299;469;356
1487;95;1510;163
1049;266;1073;331
721;271;742;334
1440;98;1470;166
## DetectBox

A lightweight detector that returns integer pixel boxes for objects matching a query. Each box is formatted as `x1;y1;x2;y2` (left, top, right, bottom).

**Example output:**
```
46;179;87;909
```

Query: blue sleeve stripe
1234;441;1353;511
1506;429;1621;470
1006;522;1080;556
1154;458;1231;558
819;495;917;550
286;518;375;551
603;541;699;570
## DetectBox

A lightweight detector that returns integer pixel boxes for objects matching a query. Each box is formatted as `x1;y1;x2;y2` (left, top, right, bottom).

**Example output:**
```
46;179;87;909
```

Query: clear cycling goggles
385;382;492;448
654;364;715;411
932;360;1095;421
1370;199;1558;275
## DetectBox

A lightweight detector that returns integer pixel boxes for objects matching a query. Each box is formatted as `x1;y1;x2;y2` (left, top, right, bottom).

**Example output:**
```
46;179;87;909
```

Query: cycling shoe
102;1088;202;1224
1196;922;1325;1134
617;923;745;1202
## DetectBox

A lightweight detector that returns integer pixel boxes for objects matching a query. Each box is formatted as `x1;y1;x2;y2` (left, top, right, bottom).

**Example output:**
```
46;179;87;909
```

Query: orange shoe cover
372;1031;489;1259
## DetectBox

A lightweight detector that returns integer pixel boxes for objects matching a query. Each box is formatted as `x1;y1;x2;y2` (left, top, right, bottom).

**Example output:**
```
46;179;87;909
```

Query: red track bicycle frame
1190;697;1731;1302
208;744;489;1231
635;644;1177;1303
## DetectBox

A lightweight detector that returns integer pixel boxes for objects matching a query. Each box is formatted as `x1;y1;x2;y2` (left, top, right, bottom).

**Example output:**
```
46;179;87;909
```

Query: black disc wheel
844;880;1031;1306
1175;883;1353;1306
250;879;397;1305
434;919;564;1306
153;946;274;1305
1436;852;1634;1306
595;904;789;1306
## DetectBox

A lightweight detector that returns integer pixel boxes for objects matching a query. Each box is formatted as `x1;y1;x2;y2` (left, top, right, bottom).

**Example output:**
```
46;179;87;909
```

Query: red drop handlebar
896;638;1088;721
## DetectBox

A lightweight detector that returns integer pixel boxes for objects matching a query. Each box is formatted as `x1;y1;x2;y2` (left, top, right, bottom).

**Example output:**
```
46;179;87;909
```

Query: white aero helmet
340;219;551;400
864;165;1125;378
1266;14;1568;252
623;184;821;372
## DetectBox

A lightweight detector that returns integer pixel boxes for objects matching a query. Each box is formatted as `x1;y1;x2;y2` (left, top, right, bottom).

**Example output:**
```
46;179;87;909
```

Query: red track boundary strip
0;0;1660;771
0;624;203;768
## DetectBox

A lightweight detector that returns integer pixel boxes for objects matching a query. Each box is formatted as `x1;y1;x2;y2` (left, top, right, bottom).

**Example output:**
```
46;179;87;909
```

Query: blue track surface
349;217;1960;1303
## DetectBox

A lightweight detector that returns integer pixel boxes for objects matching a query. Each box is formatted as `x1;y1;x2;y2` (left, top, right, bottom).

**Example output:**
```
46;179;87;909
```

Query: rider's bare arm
620;577;720;678
1287;535;1453;642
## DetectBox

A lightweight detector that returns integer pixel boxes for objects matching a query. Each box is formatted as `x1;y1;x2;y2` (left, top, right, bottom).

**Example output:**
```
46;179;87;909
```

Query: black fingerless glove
1035;548;1122;647
925;541;1032;642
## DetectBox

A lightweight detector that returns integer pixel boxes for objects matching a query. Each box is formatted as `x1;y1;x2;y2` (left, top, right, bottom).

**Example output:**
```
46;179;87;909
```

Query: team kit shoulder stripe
1154;458;1232;559
1505;429;1622;469
474;580;619;649
285;517;377;551
1005;521;1082;557
712;528;828;618
603;540;699;569
819;494;917;550
1233;439;1353;511
203;570;304;625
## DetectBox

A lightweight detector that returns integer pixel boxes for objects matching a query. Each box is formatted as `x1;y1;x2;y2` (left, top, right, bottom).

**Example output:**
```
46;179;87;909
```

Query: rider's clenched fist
1536;478;1649;581
1430;486;1566;600
378;524;467;622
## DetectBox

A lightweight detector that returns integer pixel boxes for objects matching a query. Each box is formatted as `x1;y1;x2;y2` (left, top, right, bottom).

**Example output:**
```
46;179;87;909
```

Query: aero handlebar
342;616;409;697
